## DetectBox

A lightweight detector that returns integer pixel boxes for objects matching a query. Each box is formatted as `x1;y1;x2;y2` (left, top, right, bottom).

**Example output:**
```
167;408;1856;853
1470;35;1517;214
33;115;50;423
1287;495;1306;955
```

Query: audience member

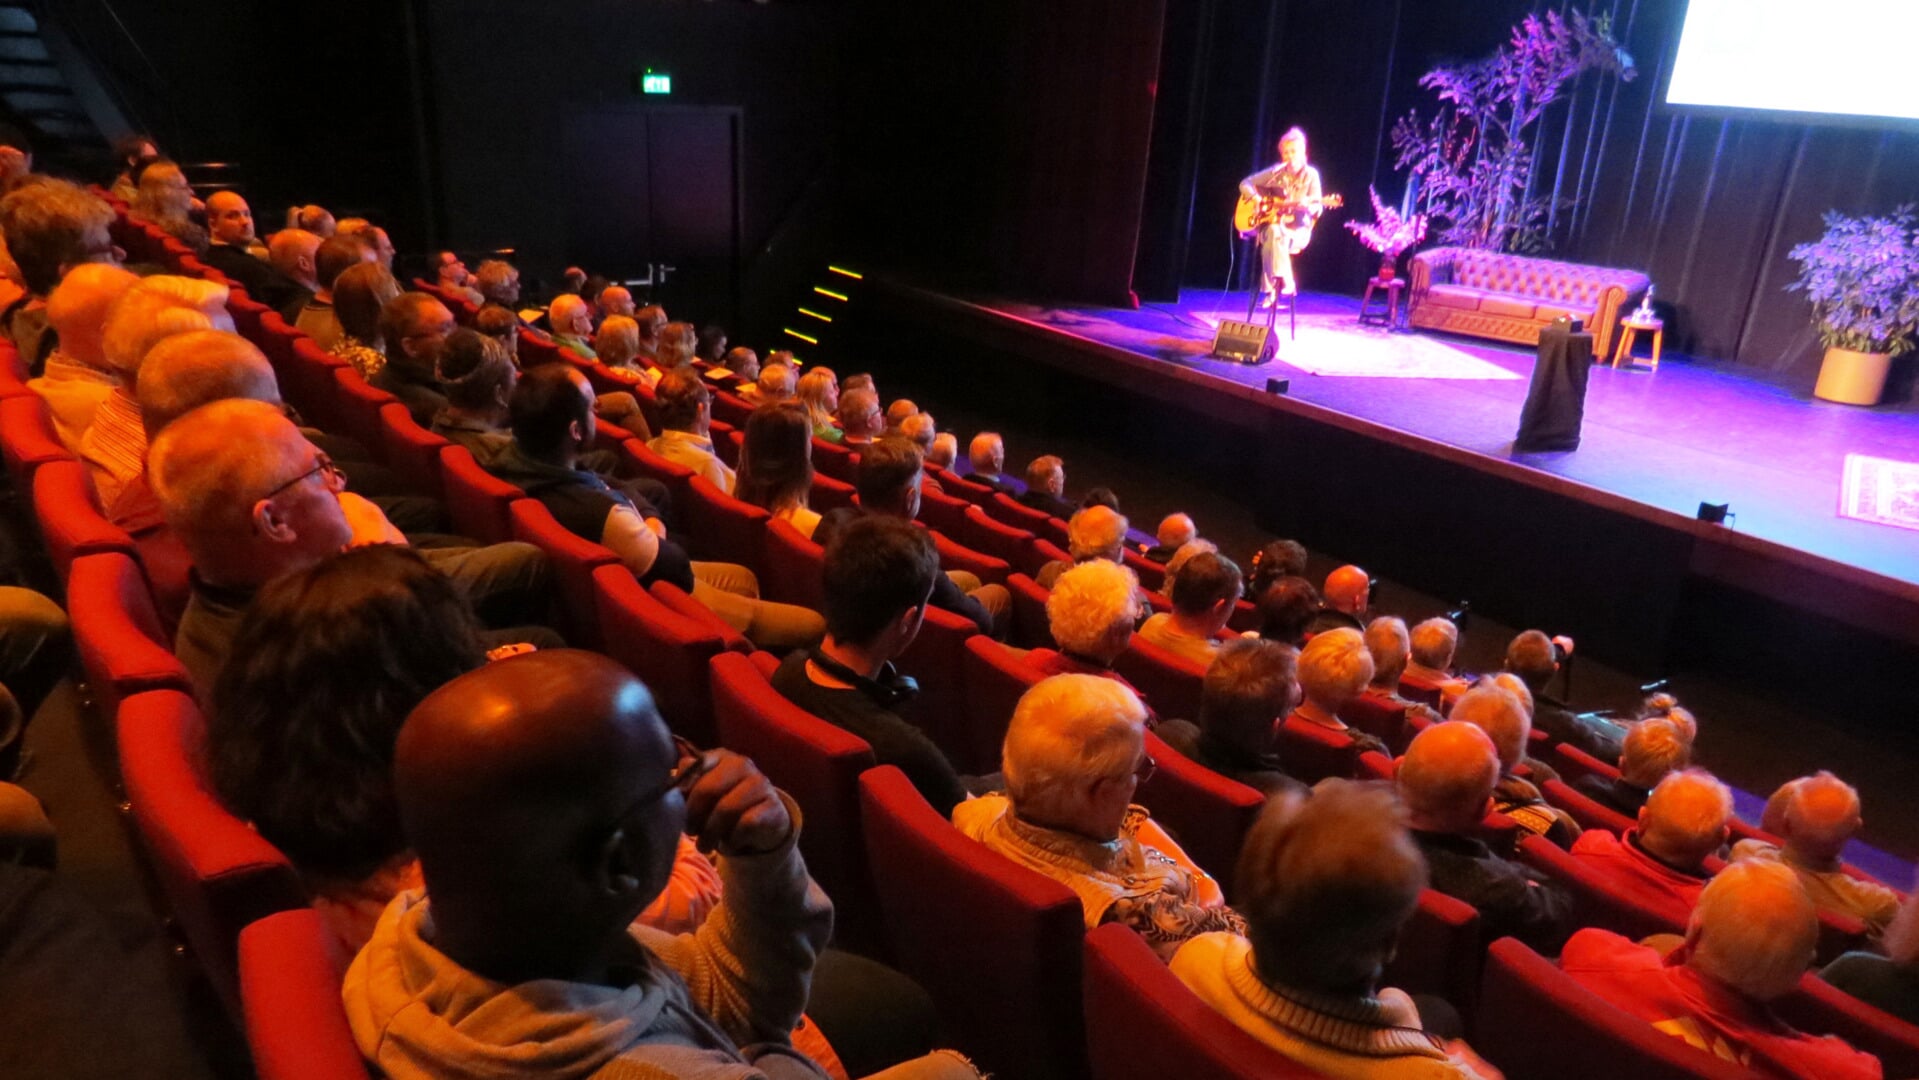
473;302;521;362
548;293;595;359
1157;538;1218;597
370;291;455;426
1036;504;1130;589
27;262;137;448
836;385;884;447
967;432;1021;495
429;328;518;463
720;345;760;384
813;438;1008;636
742;358;796;406
557;264;586;296
883;398;919;435
1142;513;1197;564
1823;890;1919;1026
656;320;697;368
954;674;1242;958
1080;486;1121;512
1397;722;1573;953
594;314;645;374
597;283;635;319
1307;564;1369;635
293;203;336;237
490;365;821;650
1570;769;1732;917
899;412;937;458
1255;575;1320;648
772;516;975;816
1025;559;1147;698
1404;617;1469;701
633;304;668;363
1450;682;1580;847
434;250;484;306
1504;629;1622;759
132;160;206;254
1356;616;1443;727
1288;627;1387;756
1157;639;1306;798
646;367;734;493
297;234;376;350
0;177;118;369
926;431;958;471
736;401;822;539
0;586;67;782
1018;454;1075;518
1576;717;1690;818
1561;861;1879;1079
201;191;305;312
1733;772;1901;934
1137;551;1242;667
328;262;401;379
108;133;157;201
1172;783;1504;1078
265;227;322;320
697;323;728;363
1248;538;1309;598
337;219;394;269
472;258;521;308
798;366;842;442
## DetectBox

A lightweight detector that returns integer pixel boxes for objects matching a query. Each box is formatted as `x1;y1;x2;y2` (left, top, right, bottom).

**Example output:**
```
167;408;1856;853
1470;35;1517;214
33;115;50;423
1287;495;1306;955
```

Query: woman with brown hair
329;261;401;378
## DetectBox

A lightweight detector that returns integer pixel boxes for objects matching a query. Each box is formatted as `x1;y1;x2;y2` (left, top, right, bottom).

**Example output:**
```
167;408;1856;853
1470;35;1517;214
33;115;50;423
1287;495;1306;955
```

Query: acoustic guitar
1233;191;1344;240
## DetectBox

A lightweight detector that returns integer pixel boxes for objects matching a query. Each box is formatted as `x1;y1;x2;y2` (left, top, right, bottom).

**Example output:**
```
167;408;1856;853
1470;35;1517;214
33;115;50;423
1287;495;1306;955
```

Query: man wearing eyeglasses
346;648;981;1080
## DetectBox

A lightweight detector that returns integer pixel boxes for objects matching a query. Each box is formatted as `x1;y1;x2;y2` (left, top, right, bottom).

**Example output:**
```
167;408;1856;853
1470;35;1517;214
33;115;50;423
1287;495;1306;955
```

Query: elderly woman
656;319;698;369
328;262;401;379
1025;559;1148;702
953;673;1242;959
1288;627;1387;756
595;313;658;385
797;365;842;442
1036;505;1129;590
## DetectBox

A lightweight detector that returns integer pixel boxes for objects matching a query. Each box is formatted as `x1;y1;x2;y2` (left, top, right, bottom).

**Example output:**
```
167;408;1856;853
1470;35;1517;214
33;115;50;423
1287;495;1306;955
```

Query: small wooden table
1612;314;1663;370
1359;275;1405;329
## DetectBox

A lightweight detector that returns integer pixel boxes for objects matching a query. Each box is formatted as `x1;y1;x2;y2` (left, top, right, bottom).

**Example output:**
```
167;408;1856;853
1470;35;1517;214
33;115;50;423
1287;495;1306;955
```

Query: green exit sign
640;70;672;95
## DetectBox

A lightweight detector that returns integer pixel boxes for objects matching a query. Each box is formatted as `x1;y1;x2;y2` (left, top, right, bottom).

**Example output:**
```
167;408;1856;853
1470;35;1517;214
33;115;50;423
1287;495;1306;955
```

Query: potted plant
1788;205;1919;406
1345;186;1428;282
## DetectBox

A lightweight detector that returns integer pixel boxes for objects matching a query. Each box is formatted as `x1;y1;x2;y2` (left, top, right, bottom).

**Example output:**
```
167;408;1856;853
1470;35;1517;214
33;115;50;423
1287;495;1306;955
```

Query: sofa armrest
1590;283;1629;359
1408;247;1456;301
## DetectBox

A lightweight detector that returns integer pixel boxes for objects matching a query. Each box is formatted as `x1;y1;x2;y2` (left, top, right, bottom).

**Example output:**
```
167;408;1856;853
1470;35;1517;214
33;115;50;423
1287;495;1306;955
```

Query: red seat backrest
1340;693;1411;753
32;458;135;582
1006;572;1054;650
1121;546;1167;592
255;310;304;374
0;394;71;491
810;471;857;513
377;402;450;496
620;437;697;515
928;525;1010;586
710;651;878;941
859;766;1087;1080
1475;937;1751;1079
956;503;1034;570
1112;637;1206;721
1552;741;1620;784
518;326;560;368
647;579;752;656
594;564;732;745
1082;922;1322;1080
894;604;976;771
1137;730;1264;896
1778;973;1919;1078
1276;713;1363;783
761;517;827;611
238;909;374;1080
281;341;347;435
916;485;974;537
930;466;995;507
958;635;1043;774
708;418;739;469
329;366;399;458
1517;833;1687;942
709;387;753;428
811;437;856;482
987;491;1068;548
683;474;769;577
1384;888;1484;1016
1542;776;1637;834
226;292;270;346
68;552;192;718
117;689;307;1022
438;444;522;544
508;498;618;648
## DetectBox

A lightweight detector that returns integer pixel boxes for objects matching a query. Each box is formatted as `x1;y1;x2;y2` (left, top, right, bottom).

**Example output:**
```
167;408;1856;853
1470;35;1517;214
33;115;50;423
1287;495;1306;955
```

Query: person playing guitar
1237;127;1336;308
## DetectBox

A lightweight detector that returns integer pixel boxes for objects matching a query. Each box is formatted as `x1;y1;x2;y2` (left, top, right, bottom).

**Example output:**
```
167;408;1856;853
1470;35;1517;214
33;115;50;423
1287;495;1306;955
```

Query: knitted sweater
1169;933;1494;1078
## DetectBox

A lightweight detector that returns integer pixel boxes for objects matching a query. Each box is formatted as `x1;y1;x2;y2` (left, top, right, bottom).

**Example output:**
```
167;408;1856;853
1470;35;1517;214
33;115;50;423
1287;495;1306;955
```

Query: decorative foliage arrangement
1345;186;1428;260
1788;206;1919;357
1390;10;1633;253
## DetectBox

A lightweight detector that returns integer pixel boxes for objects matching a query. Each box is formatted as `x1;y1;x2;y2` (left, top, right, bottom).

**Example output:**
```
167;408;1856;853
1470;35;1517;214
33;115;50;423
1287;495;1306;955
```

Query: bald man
28;262;139;449
1399;722;1572;953
598;284;635;319
1307;563;1369;636
966;433;1021;496
266;227;322;319
548;293;595;360
1571;768;1731;922
1143;513;1198;564
151;399;557;693
346;650;976;1079
202;191;307;315
1563;861;1880;1079
1733;772;1900;933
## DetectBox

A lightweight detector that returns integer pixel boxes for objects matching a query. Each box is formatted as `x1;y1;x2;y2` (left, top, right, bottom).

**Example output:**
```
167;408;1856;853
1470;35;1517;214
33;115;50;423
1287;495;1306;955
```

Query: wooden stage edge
877;279;1919;656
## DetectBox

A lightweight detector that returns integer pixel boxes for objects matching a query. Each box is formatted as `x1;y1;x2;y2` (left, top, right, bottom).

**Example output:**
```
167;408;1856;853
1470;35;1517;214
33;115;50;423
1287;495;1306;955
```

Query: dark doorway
562;105;742;319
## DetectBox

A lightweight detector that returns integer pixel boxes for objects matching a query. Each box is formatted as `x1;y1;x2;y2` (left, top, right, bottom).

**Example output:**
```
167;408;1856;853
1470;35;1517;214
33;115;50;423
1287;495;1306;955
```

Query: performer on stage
1238;127;1324;307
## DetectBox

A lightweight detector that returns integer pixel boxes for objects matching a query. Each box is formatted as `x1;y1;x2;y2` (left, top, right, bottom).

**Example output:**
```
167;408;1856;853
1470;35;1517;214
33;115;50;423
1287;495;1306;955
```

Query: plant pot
1376;260;1397;282
1813;346;1892;406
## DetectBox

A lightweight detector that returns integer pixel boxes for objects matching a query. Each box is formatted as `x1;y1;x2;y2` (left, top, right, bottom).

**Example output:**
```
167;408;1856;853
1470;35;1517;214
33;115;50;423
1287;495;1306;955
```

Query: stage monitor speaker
1210;319;1273;364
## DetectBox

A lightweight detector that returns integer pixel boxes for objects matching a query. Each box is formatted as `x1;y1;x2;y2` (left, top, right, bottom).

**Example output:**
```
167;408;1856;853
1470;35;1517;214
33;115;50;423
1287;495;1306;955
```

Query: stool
1359;276;1405;329
1612;316;1662;371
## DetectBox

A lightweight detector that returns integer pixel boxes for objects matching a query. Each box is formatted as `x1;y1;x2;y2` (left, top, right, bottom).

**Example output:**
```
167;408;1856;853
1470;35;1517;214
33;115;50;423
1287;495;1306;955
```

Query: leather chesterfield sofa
1408;246;1649;360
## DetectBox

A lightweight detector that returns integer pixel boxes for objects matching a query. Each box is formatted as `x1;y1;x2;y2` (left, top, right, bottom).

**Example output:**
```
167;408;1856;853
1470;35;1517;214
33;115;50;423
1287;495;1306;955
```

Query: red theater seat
238;909;374;1080
594;564;734;746
648;579;751;656
68;552;192;718
958;635;1043;774
508;498;618;648
1082;922;1320;1080
118;689;307;1022
0;394;70;491
709;387;753;428
32;458;135;582
377;402;449;495
810;471;857;513
438;444;521;544
253;310;303;373
859;765;1087;1080
894;604;977;769
1541;776;1636;834
761;517;827;611
811;437;856;482
1383;889;1483;1016
955;504;1034;570
1340;693;1412;753
683;475;769;577
1121;547;1167;592
1006;572;1053;649
1778;974;1919;1078
329;366;399;457
929;527;1010;586
517;326;560;368
1112;637;1206;721
987;491;1068;548
1516;833;1686;942
1551;740;1619;785
916;485;973;537
1276;714;1365;783
1137;730;1264;895
620;437;697;513
930;466;996;506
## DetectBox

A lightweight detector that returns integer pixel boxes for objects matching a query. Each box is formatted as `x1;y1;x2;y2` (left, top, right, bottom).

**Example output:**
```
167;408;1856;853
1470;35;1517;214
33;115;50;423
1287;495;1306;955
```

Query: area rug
1190;307;1523;380
1839;453;1919;532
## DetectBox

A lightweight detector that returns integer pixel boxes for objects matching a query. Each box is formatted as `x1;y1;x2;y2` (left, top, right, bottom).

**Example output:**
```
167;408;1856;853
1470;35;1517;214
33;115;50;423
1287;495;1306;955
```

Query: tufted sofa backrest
1445;248;1647;307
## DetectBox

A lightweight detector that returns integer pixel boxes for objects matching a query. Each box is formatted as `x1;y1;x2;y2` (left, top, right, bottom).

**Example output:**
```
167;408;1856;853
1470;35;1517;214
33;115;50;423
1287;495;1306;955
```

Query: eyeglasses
1133;752;1157;785
261;453;342;500
619;735;711;820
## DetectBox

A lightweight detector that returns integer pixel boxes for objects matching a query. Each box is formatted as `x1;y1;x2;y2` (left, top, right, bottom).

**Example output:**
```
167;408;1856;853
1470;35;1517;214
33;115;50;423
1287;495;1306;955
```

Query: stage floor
984;288;1919;589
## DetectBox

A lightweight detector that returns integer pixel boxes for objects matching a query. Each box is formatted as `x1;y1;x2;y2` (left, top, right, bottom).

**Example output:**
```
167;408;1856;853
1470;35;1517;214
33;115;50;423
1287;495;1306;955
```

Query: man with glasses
953;673;1242;960
347;648;981;1080
371;291;456;426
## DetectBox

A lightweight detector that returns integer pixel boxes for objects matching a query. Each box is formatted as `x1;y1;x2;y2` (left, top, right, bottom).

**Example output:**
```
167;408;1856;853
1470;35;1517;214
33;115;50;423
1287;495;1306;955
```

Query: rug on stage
1839;453;1919;532
1189;307;1523;380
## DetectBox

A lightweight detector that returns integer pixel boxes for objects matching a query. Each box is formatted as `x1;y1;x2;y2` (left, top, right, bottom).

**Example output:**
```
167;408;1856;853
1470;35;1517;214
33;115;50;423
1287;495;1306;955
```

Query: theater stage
865;281;1919;691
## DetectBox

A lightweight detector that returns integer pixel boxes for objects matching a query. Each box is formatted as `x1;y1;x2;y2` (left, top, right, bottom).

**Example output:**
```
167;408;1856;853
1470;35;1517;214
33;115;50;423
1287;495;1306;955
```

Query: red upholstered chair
682;475;769;577
1006;572;1054;649
893;605;977;774
1226;597;1262;634
811;436;855;482
809;471;857;513
1541;776;1636;834
762;517;827;611
117;689;307;1022
329;366;399;456
594;565;734;745
157;235;194;271
648;579;751;656
1112;637;1206;722
1383;889;1483;1016
929;526;1011;586
0;340;29;396
914;485;971;537
1121;547;1167;592
1475;937;1751;1080
508;498;618;648
238;909;374;1080
859;766;1088;1080
709;387;753;428
987;491;1068;548
254;310;303;373
1082;922;1321;1080
1275;714;1364;783
279;342;349;436
710;651;880;945
1551;741;1619;785
957;635;1043;774
954;503;1034;571
1357;750;1397;781
0;394;70;491
1778;975;1919;1079
32;459;135;582
708;419;739;468
68;552;192;718
1340;693;1412;753
518;326;560;368
930;466;995;506
437;444;521;544
1397;673;1447;710
620;437;697;515
1137;730;1265;896
1516;833;1686;942
377;402;450;495
1029;536;1072;573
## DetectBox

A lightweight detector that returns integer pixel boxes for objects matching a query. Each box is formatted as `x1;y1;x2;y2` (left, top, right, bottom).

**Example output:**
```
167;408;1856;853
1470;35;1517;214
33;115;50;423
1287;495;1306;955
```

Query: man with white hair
547;293;595;360
472;258;521;309
1399;722;1572;953
1287;626;1387;755
1172;783;1503;1078
966;432;1021;496
1563;860;1880;1079
1403;617;1469;702
28;262;138;449
740;358;795;406
953;674;1242;959
1026;559;1148;700
1356;615;1443;727
201;191;306;313
1578;717;1690;817
1036;504;1130;589
1306;564;1369;636
835;385;884;448
1142;513;1197;564
1571;768;1731;916
1138;550;1243;667
1733;772;1900;933
1451;682;1580;847
926;431;958;472
1157;639;1305;797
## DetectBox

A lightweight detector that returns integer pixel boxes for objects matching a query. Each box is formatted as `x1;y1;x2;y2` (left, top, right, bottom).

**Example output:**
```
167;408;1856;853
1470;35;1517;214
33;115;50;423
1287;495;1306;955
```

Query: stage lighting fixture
1696;501;1731;524
1265;378;1290;395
